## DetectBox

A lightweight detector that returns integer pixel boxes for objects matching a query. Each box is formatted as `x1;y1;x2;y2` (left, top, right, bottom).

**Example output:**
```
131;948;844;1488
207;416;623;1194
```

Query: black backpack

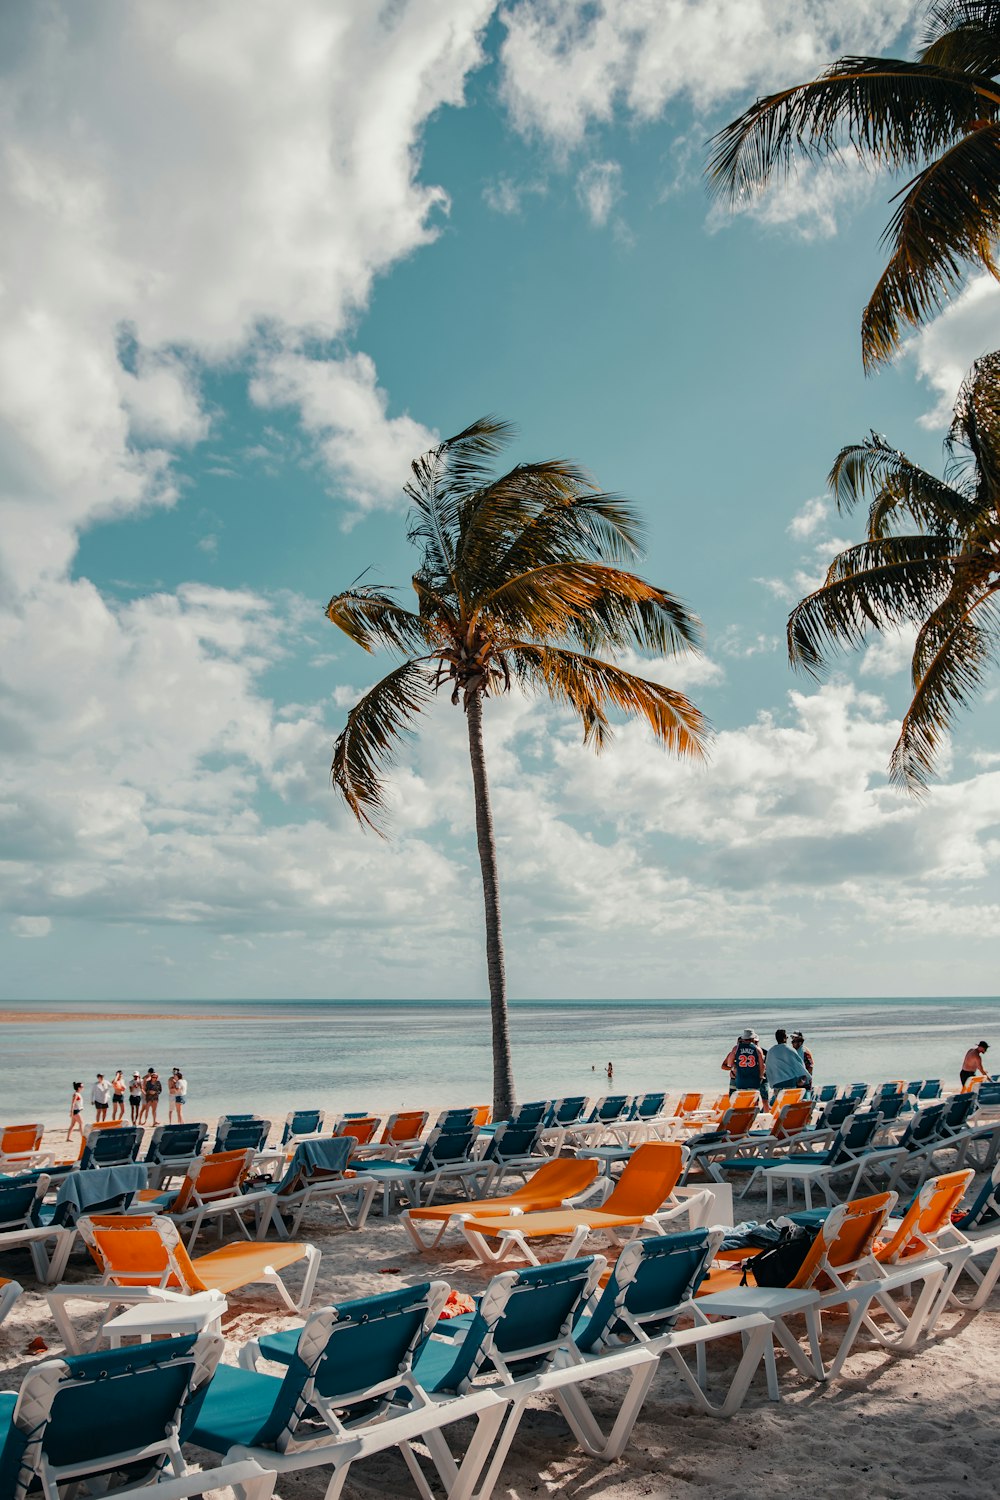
743;1224;816;1287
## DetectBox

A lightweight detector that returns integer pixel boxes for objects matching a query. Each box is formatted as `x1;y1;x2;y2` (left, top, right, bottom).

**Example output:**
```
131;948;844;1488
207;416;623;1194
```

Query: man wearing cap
961;1041;990;1088
721;1028;767;1103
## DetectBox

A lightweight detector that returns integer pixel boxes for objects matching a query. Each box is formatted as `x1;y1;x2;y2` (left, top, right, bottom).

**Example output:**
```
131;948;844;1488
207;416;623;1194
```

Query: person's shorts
960;1070;974;1086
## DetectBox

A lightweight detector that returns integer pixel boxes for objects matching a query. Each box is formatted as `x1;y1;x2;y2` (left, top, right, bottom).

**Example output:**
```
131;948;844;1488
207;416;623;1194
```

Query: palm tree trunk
466;690;516;1119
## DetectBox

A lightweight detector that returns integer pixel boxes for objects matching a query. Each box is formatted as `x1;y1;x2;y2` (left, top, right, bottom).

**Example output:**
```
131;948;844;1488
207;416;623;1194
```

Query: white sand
2;1121;999;1498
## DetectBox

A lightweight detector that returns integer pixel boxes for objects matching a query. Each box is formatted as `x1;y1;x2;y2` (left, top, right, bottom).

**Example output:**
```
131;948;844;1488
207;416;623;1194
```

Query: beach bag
743;1224;815;1287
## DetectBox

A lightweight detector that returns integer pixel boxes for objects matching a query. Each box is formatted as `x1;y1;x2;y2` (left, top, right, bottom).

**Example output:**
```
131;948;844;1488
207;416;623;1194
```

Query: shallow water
2;995;998;1130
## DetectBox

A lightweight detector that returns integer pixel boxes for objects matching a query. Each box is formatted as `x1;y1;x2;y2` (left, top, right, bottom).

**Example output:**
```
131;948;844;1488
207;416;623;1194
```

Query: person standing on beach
91;1073;111;1122
67;1082;84;1142
141;1066;162;1126
765;1029;810;1104
961;1040;990;1088
791;1031;814;1093
722;1029;767;1103
169;1068;188;1123
128;1072;143;1124
110;1070;126;1120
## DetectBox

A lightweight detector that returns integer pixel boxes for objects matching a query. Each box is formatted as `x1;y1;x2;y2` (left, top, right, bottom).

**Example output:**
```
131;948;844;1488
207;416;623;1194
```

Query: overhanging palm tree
708;1;1000;368
788;350;1000;789
326;418;710;1116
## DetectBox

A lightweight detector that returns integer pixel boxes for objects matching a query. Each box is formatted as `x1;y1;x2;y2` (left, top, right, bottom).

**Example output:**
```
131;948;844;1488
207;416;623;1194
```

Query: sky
3;0;1000;1004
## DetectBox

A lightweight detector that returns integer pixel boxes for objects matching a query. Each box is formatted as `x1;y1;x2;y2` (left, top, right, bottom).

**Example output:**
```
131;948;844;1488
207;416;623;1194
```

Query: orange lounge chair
402;1157;601;1250
0;1123;48;1172
460;1142;705;1265
352;1110;428;1160
78;1212;320;1309
695;1191;948;1388
138;1149;267;1247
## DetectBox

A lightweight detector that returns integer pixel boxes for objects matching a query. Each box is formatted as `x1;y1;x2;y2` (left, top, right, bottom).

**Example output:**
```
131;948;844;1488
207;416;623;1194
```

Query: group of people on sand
66;1066;188;1140
722;1027;813;1105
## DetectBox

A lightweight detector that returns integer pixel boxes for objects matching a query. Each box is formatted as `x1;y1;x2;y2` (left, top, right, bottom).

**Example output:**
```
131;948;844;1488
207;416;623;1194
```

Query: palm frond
890;584;1000;789
861;123;1000;367
477;562;701;656
332;658;436;832
325;587;428;655
788;537;956;672
922;2;1000;75
404;418;514;589
458;471;644;597
708;60;997;203
948;350;1000;496
508;643;710;758
829;435;979;534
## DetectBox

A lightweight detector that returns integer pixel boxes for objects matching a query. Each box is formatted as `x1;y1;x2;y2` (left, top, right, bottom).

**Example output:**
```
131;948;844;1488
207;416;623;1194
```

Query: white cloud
0;1;492;586
903;273;1000;428
707;156;876;241
482;175;548;215
499;1;916;147
859;625;917;679
249;351;436;518
575;159;623;227
787;494;831;540
10;916;51;938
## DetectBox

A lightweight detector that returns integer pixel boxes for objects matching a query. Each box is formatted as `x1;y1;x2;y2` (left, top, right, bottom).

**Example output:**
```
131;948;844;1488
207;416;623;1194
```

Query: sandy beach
1;1115;998;1499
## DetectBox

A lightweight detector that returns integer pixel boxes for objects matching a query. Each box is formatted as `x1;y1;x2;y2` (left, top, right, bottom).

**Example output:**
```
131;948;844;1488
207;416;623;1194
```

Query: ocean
2;995;998;1130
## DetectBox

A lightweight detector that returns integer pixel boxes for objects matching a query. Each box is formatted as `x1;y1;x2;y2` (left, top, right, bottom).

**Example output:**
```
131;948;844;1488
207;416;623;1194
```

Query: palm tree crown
708;1;1000;368
326;417;709;1113
788;350;1000;789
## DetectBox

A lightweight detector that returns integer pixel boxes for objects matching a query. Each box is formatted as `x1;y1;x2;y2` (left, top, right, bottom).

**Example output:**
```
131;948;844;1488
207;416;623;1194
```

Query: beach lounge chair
143;1148;268;1247
816;1085;840;1104
361;1126;490;1214
696;1192;947;1388
871;1091;910;1122
678;1106;760;1183
925;1161;1000;1313
714;1101;818;1197
280;1108;325;1146
402;1157;602;1250
0;1331;225;1499
561;1095;632;1149
0;1172;74;1284
882;1103;949;1190
539;1097;591;1153
478;1119;546;1183
432;1107;477;1132
75;1212;321;1315
478;1101;548;1139
625;1092;668;1136
461;1142;707;1265
352;1109;428;1161
770;1088;806;1112
0;1123;48;1173
760;1111;893;1210
254;1137;378;1238
920;1079;943;1100
213;1117;271;1155
671;1091;704;1117
144;1122;209;1187
0;1278;21;1328
525;1230;772;1468
79;1123;143;1171
327;1114;381;1151
229;1259;606;1500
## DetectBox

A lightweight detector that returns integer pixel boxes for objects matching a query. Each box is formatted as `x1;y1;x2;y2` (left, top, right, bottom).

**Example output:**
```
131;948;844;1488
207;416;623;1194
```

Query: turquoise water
2;996;998;1130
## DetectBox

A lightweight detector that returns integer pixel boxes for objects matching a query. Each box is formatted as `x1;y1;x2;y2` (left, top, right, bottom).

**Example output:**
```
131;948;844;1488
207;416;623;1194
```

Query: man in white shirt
91;1073;111;1121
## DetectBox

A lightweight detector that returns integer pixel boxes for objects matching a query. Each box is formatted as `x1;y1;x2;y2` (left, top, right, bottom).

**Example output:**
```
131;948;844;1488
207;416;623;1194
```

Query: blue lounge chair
255;1137;377;1237
0;1332;223;1498
190;1279;503;1498
227;1260;605;1499
478;1100;548;1138
79;1124;143;1171
0;1172;74;1283
360;1126;489;1214
213;1117;271;1154
759;1112;891;1209
816;1084;840;1104
532;1229;772;1465
920;1079;943;1100
144;1123;209;1187
884;1103;948;1190
479;1119;546;1182
847;1083;869;1102
280;1109;325;1146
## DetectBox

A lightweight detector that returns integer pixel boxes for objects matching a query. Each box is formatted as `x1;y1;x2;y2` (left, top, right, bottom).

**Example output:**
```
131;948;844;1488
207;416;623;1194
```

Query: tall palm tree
708;1;1000;368
326;418;709;1116
788;350;1000;789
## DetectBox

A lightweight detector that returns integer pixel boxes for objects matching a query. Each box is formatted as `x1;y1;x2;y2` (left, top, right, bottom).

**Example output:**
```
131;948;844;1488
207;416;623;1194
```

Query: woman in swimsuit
67;1082;84;1142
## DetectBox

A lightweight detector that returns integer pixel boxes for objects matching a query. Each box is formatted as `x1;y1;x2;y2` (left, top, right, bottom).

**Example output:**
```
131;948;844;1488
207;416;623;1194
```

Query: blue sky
4;1;1000;1004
